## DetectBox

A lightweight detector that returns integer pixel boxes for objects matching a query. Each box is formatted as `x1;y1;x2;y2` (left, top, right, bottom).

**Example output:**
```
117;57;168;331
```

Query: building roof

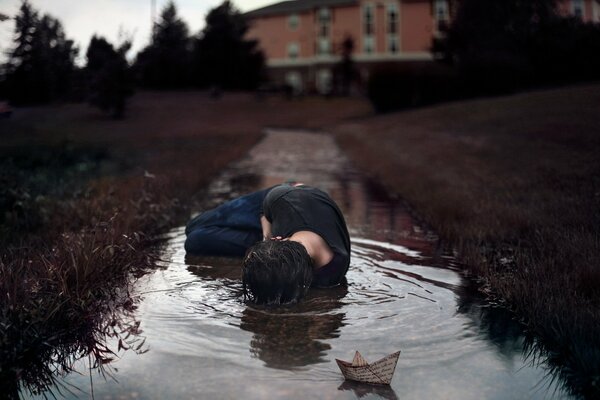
245;0;358;18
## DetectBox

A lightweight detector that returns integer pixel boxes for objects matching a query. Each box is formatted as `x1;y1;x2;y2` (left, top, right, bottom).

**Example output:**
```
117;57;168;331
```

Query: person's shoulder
265;184;294;204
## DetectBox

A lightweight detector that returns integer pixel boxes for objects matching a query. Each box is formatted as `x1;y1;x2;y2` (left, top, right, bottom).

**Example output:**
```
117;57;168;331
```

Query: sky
0;0;275;64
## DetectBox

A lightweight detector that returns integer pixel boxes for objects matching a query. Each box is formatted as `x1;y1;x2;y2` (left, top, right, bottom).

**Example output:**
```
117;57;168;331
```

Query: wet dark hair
242;240;313;305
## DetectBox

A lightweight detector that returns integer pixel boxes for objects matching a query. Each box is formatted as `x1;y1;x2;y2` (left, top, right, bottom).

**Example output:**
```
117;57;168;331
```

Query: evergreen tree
85;36;134;118
446;0;600;90
193;1;264;90
4;1;77;104
334;36;357;96
135;1;191;88
447;0;557;61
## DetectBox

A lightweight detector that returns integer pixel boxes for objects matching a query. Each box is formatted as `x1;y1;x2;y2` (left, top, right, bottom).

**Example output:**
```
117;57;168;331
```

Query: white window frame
434;0;450;22
363;36;375;54
317;37;331;55
386;2;399;54
285;71;303;94
387;35;399;53
362;3;376;54
287;42;300;59
316;68;332;94
318;7;331;23
288;13;299;31
572;0;585;19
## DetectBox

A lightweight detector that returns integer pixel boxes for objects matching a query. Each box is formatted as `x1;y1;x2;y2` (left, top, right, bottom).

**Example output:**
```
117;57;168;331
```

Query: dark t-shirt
262;184;351;286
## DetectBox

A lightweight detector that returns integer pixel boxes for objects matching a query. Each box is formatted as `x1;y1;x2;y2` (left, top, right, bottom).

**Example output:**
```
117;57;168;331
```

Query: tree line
369;0;600;112
441;0;600;93
0;0;264;117
2;0;600;115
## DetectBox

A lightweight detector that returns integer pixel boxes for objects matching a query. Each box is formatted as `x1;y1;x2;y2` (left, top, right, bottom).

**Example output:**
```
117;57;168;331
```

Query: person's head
242;240;313;305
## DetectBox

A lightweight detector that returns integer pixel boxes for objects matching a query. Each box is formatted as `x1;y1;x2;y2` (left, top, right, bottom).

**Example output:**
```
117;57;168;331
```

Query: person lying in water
184;182;351;305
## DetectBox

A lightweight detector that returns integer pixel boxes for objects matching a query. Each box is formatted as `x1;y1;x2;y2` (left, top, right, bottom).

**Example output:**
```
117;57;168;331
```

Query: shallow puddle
32;130;571;399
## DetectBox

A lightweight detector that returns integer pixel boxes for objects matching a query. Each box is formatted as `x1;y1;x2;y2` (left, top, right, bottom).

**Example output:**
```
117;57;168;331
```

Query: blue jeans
184;188;271;257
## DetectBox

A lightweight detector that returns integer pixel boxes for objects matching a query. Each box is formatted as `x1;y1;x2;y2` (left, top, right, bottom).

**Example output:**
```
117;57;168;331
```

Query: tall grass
0;91;370;397
335;83;600;398
0;142;258;396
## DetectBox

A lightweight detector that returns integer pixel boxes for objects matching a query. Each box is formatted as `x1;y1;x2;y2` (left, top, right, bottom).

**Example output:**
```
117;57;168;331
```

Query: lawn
334;83;600;398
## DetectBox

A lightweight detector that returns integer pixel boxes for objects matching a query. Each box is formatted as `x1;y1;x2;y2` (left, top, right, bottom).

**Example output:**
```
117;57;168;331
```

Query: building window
387;3;398;34
315;7;331;55
434;0;449;22
387;3;399;53
363;3;375;53
316;69;332;94
318;7;331;23
572;0;585;19
388;36;398;53
285;71;302;94
363;36;375;54
288;13;299;30
317;7;331;37
287;42;299;59
363;4;375;36
317;38;331;55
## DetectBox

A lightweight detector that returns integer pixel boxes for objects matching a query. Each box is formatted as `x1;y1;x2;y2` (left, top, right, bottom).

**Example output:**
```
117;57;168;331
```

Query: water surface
35;130;570;399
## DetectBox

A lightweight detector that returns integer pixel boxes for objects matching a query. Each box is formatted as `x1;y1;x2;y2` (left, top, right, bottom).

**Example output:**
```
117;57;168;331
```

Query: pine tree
4;1;77;104
445;0;558;93
85;36;133;118
135;1;191;88
193;1;264;90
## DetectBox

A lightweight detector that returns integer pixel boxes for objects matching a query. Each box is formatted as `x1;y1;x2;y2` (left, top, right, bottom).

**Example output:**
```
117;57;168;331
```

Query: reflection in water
12;296;146;399
456;279;598;399
338;380;399;400
240;287;347;369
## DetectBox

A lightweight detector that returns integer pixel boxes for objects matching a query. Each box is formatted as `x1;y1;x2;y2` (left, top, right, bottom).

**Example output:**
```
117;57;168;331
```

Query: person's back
243;185;351;303
184;183;351;304
262;184;351;287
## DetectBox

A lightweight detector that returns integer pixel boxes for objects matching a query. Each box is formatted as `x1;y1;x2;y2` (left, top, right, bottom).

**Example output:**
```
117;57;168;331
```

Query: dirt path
202;128;359;210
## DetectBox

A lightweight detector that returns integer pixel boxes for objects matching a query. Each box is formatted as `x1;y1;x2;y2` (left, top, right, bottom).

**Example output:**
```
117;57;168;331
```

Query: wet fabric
184;188;270;256
263;185;351;284
313;252;347;287
184;184;351;286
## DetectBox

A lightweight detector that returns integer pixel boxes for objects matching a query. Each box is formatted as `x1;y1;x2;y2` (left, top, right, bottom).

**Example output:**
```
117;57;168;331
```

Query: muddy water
39;130;571;399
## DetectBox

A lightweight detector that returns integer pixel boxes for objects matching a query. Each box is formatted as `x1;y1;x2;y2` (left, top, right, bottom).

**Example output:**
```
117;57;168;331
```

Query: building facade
245;0;600;94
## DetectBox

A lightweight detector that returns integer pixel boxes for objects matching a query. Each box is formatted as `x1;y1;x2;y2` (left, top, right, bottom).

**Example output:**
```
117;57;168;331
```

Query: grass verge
334;83;600;398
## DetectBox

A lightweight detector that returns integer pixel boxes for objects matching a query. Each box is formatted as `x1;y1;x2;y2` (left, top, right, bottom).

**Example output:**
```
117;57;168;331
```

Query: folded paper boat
335;351;401;385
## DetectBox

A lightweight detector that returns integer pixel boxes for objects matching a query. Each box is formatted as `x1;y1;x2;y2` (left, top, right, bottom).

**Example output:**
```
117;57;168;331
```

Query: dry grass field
334;83;600;397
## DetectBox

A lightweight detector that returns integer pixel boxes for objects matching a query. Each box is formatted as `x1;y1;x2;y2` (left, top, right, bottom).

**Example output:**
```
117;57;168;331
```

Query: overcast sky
0;0;275;64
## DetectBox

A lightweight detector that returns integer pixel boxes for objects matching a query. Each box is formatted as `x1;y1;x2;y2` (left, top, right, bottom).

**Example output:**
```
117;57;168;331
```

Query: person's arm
260;215;272;240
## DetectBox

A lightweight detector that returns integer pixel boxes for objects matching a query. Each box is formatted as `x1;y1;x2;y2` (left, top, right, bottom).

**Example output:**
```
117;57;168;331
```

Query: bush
367;62;459;113
457;51;535;96
530;18;600;85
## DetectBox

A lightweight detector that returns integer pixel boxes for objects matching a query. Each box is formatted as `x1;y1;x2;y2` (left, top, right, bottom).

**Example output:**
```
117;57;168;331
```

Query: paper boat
335;351;401;385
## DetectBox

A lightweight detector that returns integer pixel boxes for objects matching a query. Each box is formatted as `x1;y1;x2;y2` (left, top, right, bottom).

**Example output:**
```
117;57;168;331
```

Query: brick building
245;0;600;94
